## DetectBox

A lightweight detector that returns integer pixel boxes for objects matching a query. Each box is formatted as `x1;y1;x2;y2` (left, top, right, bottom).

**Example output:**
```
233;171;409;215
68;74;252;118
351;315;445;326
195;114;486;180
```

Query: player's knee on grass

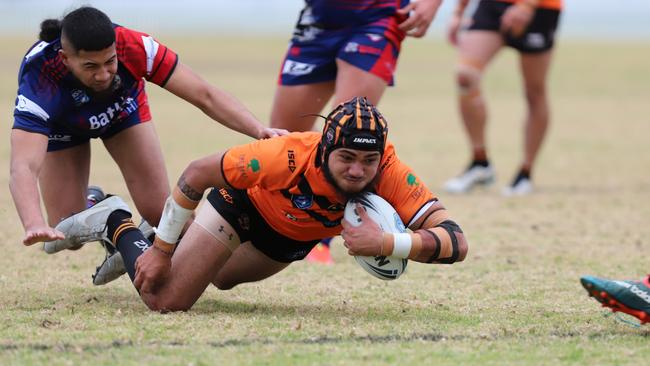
143;294;196;312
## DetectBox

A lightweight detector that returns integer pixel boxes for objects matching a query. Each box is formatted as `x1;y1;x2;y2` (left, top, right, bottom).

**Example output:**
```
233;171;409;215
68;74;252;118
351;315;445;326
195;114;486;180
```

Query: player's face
60;44;118;92
327;148;381;193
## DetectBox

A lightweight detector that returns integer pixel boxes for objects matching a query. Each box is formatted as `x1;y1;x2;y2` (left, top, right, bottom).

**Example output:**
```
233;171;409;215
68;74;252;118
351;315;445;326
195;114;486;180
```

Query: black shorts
468;0;561;53
206;187;319;263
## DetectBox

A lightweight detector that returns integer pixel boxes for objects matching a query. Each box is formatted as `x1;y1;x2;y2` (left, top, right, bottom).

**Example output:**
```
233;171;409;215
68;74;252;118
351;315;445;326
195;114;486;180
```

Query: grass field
1;35;649;365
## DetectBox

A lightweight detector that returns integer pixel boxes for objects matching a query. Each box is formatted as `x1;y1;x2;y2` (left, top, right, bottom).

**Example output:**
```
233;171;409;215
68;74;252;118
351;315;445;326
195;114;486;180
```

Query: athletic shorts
46;95;152;152
278;22;403;86
206;187;320;263
468;0;561;53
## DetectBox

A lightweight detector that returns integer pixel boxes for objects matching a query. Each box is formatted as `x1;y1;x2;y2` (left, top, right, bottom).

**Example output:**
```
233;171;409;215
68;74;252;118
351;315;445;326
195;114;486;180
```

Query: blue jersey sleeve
13;49;60;136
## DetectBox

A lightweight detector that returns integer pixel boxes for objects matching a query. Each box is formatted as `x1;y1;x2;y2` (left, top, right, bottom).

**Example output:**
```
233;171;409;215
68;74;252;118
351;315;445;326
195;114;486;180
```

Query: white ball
344;192;408;280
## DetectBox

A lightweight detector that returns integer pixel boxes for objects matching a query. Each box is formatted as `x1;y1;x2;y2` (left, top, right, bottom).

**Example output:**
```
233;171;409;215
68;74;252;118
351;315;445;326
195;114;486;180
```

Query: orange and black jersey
221;132;436;242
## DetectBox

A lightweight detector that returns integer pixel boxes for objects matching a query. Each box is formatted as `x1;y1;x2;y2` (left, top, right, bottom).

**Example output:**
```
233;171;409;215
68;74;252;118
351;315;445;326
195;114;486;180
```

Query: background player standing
444;0;562;196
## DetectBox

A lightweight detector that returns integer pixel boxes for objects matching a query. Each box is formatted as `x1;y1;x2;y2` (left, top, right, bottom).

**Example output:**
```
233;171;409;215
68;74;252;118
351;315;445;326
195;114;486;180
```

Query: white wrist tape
391;233;412;258
154;196;193;244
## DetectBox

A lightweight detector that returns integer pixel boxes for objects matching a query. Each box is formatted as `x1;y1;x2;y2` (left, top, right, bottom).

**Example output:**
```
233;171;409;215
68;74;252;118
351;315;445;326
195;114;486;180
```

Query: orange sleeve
220;134;310;190
375;141;436;226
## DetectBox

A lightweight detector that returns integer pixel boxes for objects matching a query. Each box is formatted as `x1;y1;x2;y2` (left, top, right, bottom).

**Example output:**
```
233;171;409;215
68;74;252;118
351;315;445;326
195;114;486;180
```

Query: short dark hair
39;6;115;51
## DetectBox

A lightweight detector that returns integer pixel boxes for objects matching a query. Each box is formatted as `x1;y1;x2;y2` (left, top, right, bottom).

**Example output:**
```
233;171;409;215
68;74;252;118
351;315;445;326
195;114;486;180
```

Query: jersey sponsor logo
71;89;90;106
88;98;136;130
218;188;234;204
16;95;50;121
247;158;261;173
236;155;248;178
282;60;316;76
353;137;376;144
141;35;160;76
292;194;314;210
48;134;72;142
287;150;296;172
406;173;419;186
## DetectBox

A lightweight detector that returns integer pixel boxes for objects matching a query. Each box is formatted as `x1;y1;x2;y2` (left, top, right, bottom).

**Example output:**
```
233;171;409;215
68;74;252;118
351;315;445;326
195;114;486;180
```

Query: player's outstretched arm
9;130;64;246
163;63;288;140
134;151;228;293
342;200;468;264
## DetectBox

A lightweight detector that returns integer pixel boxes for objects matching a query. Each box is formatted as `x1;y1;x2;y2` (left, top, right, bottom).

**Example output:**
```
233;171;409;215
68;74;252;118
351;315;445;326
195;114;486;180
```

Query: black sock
470;159;490;168
106;210;151;281
512;168;531;186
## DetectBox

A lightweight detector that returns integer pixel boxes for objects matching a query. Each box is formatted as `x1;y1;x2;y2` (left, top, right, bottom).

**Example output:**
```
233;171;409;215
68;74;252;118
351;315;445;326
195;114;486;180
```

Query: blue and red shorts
278;22;404;86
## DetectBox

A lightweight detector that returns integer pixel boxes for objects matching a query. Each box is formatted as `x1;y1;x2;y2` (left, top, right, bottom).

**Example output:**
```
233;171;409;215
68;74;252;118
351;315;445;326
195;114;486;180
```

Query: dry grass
1;36;649;365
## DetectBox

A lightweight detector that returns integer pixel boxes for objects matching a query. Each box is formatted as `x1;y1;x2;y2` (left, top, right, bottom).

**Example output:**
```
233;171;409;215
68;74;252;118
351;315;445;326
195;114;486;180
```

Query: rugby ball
344;192;408;280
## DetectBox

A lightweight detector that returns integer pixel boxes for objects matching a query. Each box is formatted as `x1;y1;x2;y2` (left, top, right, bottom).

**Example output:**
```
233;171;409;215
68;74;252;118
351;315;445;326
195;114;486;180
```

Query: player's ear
58;49;69;66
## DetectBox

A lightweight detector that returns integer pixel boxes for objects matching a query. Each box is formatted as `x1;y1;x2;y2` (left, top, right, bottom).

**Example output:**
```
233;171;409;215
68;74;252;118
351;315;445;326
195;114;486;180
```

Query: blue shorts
278;22;403;86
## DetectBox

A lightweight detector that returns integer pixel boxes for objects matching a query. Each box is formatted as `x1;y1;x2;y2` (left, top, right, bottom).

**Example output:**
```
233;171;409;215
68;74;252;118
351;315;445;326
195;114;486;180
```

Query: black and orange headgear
319;96;388;167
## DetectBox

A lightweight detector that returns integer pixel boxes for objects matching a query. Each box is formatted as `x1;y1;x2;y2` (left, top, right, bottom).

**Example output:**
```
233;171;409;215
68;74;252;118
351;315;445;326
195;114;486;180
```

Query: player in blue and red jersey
10;6;285;248
270;0;443;263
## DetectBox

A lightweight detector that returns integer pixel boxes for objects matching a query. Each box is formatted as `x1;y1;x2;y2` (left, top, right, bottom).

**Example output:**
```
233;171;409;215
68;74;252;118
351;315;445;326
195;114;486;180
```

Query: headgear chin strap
319;96;389;167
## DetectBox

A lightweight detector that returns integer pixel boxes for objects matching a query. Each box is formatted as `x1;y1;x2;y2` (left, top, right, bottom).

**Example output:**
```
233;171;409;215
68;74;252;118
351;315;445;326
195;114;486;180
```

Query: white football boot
44;195;131;254
444;164;495;194
502;176;533;197
92;219;154;286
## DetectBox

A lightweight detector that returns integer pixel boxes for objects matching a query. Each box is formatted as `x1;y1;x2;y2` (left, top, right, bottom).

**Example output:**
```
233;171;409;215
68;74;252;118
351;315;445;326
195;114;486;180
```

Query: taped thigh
192;203;241;252
456;58;485;97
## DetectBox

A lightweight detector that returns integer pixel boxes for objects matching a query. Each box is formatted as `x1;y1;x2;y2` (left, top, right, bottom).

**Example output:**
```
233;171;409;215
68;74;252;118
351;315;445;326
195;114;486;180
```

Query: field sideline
1;36;649;365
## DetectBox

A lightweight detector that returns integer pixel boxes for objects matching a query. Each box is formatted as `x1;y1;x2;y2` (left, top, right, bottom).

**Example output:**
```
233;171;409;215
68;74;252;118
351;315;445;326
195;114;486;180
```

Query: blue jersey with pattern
13;25;178;138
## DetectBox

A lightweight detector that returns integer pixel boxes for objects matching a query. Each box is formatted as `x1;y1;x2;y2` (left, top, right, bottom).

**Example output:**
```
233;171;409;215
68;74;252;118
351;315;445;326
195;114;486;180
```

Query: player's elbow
455;232;469;262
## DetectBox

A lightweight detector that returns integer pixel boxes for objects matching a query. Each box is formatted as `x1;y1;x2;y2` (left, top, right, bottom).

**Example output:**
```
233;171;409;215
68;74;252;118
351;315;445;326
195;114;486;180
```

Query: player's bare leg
103;122;170;226
456;31;502;162
445;31;502;193
522;51;553;175
333;59;387;105
139;221;234;311
270;82;335;131
39;142;90;229
212;243;290;290
503;50;553;196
